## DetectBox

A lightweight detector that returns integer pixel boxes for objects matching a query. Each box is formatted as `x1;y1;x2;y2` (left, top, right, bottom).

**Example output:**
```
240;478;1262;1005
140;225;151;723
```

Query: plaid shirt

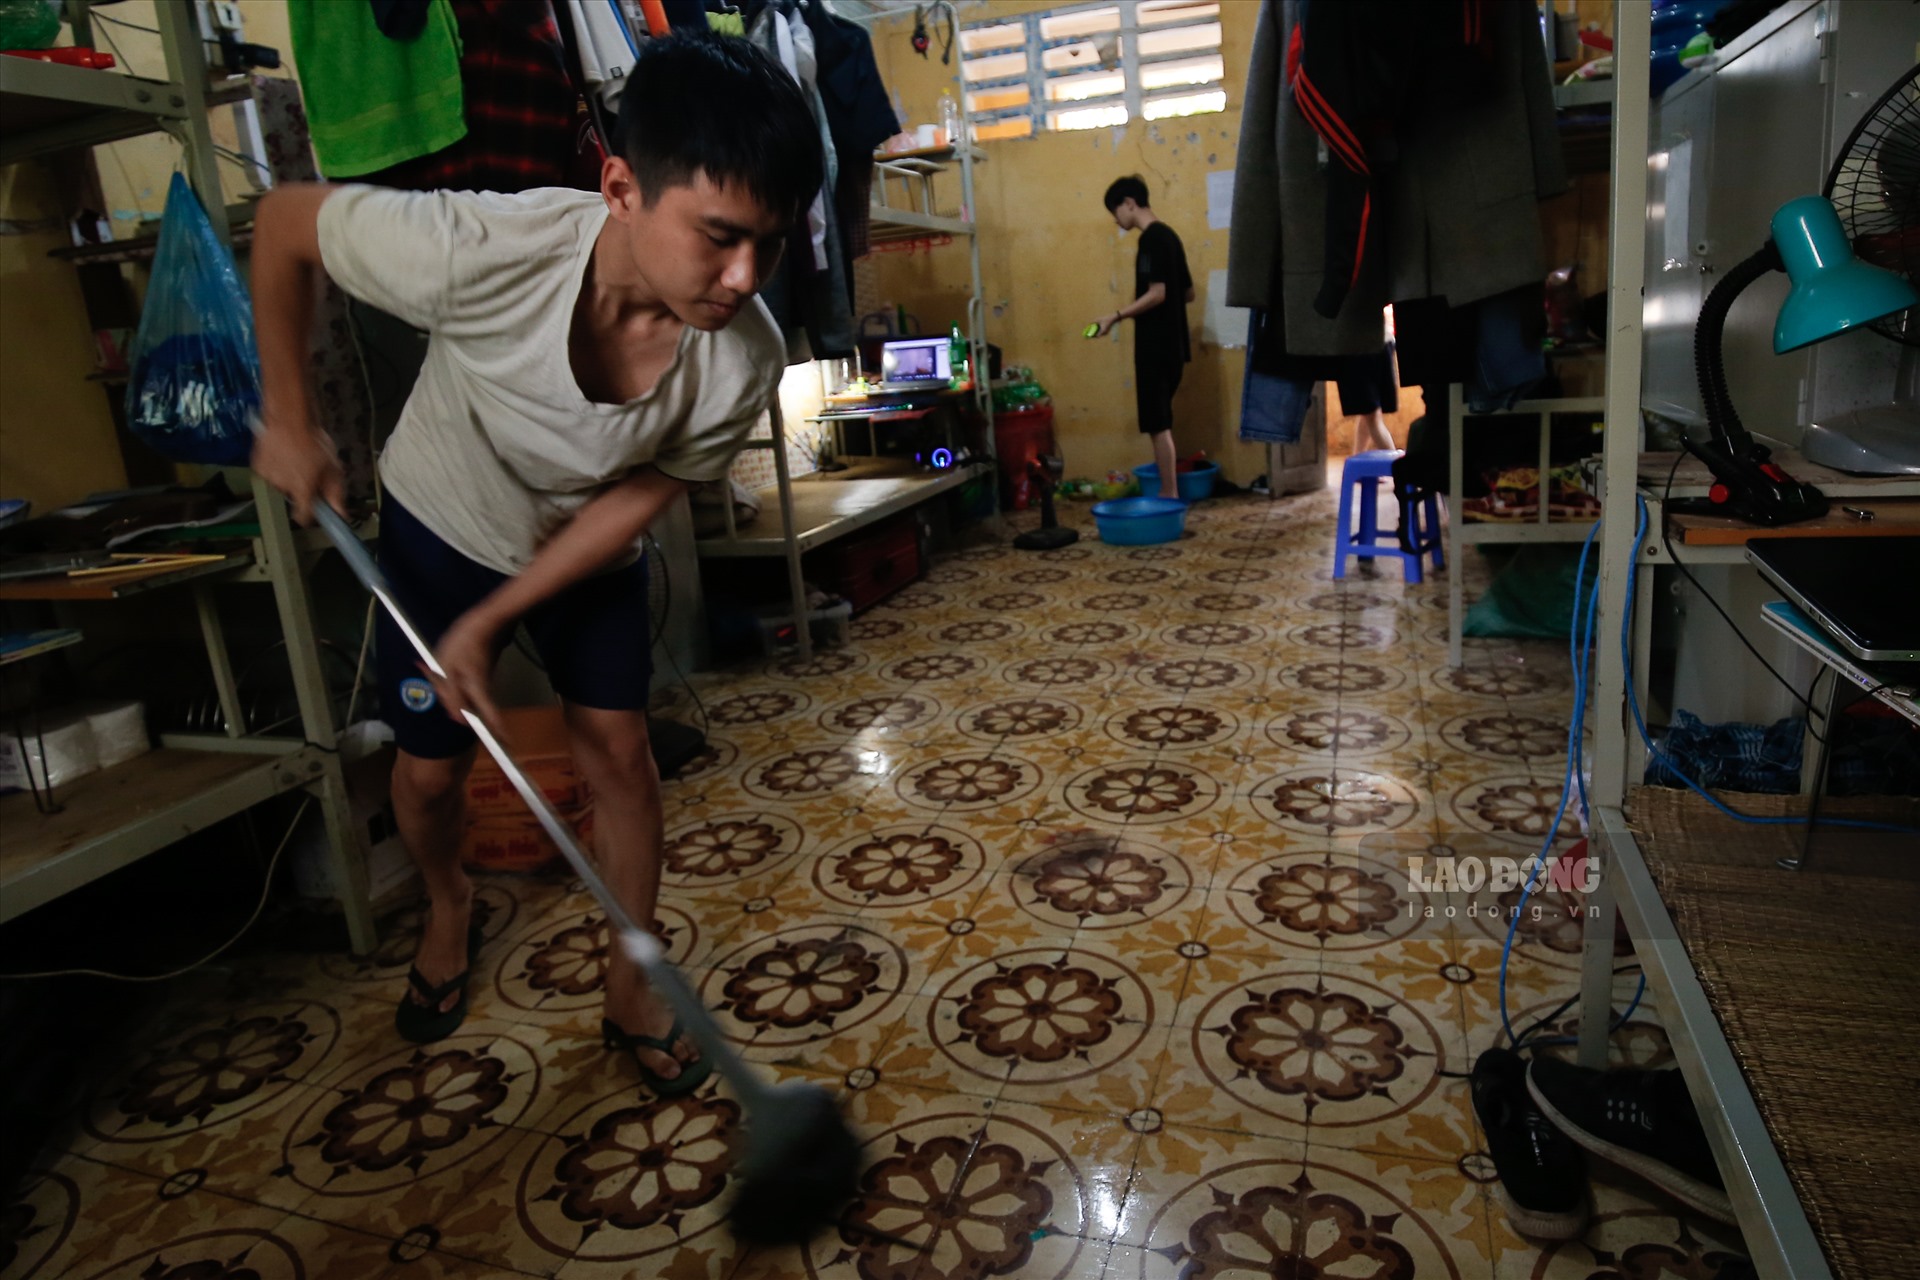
361;0;590;194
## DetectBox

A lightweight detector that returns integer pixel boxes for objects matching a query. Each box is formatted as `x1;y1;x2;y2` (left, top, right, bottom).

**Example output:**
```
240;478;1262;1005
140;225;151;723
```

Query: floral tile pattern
7;487;1755;1279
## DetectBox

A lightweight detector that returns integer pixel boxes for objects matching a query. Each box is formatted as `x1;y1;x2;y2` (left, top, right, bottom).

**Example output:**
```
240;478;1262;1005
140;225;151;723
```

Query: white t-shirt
316;185;783;574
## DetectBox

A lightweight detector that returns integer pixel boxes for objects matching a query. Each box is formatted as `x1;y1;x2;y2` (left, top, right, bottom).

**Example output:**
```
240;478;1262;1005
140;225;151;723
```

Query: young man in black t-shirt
1091;175;1193;500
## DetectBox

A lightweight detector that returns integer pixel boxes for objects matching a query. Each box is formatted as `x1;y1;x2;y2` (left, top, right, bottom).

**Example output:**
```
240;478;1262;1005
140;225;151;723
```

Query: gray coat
1227;0;1567;357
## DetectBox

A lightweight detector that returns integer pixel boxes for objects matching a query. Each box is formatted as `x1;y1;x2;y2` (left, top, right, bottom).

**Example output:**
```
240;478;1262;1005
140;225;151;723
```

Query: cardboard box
460;705;593;873
460;801;594;875
463;705;592;817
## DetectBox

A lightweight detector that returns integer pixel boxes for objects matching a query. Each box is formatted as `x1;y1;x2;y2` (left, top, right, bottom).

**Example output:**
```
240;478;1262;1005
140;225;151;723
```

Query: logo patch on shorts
399;677;437;713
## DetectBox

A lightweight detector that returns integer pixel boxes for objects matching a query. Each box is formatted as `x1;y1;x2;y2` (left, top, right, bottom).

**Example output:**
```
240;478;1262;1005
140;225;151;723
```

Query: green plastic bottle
948;323;967;388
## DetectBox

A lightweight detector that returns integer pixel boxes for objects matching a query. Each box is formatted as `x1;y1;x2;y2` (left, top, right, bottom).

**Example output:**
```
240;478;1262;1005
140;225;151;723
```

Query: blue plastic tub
1134;460;1221;501
1092;496;1188;545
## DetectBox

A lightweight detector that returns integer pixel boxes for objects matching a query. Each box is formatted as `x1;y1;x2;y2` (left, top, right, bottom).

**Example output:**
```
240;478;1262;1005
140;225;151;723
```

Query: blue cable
1500;493;1913;1056
1622;495;1919;835
1568;521;1595;821
1499;521;1604;1046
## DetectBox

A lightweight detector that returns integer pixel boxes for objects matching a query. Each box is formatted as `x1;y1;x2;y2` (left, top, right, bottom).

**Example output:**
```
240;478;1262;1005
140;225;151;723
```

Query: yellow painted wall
0;158;127;510
867;0;1268;487
0;0;295;513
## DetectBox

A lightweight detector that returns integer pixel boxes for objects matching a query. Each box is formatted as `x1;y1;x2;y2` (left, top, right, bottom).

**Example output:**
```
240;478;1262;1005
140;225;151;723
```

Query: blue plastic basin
1134;460;1221;501
1092;496;1188;545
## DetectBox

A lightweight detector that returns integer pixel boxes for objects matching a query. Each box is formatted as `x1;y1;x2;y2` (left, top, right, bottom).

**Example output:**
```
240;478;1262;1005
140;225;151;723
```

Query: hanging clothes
748;0;855;360
1227;0;1565;357
1225;0;1384;357
567;0;640;113
286;0;466;179
802;0;899;265
1396;285;1548;413
357;0;584;194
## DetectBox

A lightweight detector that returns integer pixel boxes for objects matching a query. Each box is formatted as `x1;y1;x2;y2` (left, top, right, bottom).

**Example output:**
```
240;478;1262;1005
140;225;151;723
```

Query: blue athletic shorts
374;497;651;759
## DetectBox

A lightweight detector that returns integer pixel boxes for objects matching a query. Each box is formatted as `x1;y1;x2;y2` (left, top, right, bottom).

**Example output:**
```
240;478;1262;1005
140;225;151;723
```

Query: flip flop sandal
602;1016;714;1098
392;917;484;1044
395;965;471;1043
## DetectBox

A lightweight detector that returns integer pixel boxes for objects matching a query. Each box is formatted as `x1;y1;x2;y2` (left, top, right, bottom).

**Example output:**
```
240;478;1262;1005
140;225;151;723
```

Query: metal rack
0;1;375;952
1578;6;1839;1276
698;0;995;662
1444;390;1605;667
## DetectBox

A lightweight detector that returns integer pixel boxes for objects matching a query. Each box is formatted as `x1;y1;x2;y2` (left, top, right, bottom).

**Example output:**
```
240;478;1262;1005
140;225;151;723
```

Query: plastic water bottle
938;91;961;148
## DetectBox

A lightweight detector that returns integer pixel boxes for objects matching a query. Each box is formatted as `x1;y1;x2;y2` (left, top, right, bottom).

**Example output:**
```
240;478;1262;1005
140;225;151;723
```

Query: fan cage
1825;64;1920;347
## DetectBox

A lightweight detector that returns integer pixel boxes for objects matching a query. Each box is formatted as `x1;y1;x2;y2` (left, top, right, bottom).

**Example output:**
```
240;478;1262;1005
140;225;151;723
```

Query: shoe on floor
1527;1056;1736;1225
1470;1048;1589;1240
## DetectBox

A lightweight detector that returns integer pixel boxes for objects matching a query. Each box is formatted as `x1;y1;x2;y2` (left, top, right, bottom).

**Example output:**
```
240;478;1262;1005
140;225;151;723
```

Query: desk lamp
1684;195;1919;525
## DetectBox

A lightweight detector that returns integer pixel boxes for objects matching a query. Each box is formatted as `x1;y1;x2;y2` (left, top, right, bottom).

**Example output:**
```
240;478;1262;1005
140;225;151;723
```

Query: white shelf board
697;464;986;559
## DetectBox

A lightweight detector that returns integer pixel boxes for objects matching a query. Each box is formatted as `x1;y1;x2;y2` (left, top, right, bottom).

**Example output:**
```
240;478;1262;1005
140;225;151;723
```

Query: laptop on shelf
1746;535;1920;663
876;336;952;393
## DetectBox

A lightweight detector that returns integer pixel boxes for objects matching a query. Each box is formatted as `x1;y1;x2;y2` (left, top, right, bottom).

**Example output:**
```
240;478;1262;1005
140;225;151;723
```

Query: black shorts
374;497;652;759
1335;342;1399;416
1135;361;1183;435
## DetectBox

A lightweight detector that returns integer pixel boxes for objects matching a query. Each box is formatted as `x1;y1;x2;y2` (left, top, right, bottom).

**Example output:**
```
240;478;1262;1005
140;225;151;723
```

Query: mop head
727;1083;862;1244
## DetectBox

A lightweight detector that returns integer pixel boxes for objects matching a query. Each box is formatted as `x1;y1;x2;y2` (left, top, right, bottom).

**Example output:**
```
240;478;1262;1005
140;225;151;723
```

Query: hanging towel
288;0;466;178
355;0;581;196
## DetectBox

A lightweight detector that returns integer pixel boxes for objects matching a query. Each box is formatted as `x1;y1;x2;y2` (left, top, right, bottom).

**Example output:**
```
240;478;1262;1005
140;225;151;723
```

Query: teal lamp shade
1771;195;1920;353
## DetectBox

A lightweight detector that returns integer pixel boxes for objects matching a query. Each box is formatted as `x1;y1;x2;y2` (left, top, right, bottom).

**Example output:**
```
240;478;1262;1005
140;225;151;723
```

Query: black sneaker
1470;1048;1589;1240
1527;1056;1736;1224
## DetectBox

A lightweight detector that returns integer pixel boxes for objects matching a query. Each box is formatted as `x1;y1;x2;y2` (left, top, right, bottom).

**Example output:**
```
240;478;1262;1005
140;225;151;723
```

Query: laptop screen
881;337;951;385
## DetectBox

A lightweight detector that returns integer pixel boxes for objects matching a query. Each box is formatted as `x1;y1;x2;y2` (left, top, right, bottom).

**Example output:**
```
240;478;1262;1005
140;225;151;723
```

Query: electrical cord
0;797;312;982
90;10;159;35
1442;965;1646;1077
647;532;710;734
1521;974;1648;1051
1659;451;1827;740
1624;494;1918;834
88;14;140;75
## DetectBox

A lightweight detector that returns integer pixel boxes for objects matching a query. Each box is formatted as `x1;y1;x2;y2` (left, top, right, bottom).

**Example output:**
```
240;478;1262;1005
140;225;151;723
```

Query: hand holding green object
1083;323;1101;339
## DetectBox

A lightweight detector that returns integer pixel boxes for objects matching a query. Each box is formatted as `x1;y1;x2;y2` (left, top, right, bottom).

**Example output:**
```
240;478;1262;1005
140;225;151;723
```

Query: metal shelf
0;552;252;602
869;209;975;242
697;464;987;559
0;2;377;952
0;55;188;166
1444;391;1606;667
0;745;325;925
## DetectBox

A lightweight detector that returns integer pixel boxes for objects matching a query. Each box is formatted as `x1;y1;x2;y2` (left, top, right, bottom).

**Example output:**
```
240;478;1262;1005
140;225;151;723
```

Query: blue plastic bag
125;173;261;466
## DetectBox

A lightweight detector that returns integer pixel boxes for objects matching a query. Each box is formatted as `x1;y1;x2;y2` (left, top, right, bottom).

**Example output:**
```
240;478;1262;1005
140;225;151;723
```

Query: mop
312;504;861;1244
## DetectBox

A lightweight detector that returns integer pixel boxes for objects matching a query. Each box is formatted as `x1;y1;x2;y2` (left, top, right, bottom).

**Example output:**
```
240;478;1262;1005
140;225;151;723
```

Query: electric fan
1801;64;1920;476
1827;65;1920;346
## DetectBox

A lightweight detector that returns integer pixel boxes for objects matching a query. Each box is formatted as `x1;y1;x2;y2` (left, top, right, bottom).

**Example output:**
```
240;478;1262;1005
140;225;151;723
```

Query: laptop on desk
876;336;952;393
1746;535;1920;662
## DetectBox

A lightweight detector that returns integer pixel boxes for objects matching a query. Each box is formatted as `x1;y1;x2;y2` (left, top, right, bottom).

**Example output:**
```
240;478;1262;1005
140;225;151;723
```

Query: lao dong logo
1404;849;1599;922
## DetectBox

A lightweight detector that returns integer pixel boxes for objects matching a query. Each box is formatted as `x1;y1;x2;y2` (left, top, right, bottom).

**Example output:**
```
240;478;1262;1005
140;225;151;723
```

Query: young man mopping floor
1089;175;1194;500
251;34;823;1095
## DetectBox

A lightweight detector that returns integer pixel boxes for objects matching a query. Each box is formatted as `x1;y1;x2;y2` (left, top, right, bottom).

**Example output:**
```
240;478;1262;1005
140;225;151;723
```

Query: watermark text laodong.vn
1404;850;1599;922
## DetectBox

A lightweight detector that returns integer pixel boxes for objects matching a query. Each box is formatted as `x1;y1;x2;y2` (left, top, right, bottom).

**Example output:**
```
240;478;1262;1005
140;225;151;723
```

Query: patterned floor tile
14;489;1659;1280
14;1170;302;1280
1116;1121;1496;1280
1490;1172;1749;1279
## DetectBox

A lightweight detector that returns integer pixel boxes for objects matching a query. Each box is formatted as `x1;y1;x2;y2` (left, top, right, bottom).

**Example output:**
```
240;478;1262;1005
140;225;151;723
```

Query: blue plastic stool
1333;450;1445;583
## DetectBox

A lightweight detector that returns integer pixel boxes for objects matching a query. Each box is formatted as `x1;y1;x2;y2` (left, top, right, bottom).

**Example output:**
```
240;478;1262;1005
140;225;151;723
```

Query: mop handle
311;504;770;1104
